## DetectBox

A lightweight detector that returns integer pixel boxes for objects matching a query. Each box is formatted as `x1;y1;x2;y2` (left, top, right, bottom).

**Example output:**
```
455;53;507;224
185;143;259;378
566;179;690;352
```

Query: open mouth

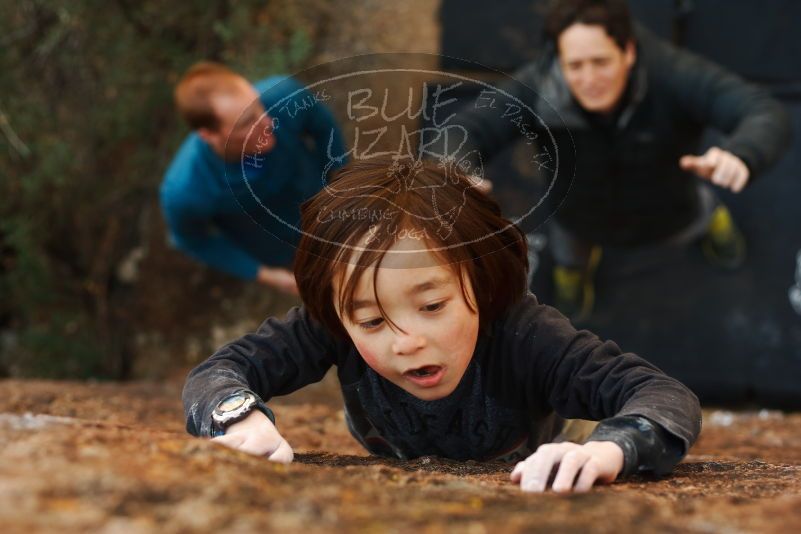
403;365;444;386
405;365;438;377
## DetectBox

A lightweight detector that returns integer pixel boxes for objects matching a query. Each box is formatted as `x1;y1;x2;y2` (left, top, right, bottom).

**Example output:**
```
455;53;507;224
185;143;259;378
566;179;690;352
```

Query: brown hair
174;61;246;131
545;0;634;50
293;156;529;339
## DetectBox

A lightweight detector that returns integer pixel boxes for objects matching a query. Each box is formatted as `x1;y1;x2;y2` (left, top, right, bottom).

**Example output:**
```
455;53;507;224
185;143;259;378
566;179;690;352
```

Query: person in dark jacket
161;62;347;294
182;156;702;494
442;0;791;320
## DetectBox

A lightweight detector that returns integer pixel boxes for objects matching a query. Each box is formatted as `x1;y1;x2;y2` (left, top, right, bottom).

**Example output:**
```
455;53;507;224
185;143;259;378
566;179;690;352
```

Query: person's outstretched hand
257;266;299;296
680;146;750;193
511;441;624;493
211;410;294;463
466;174;493;194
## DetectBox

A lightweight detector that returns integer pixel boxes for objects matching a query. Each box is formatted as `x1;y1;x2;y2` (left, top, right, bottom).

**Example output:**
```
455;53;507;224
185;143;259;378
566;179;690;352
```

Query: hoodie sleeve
654;33;792;179
499;293;702;475
160;189;261;280
423;60;547;165
182;306;343;436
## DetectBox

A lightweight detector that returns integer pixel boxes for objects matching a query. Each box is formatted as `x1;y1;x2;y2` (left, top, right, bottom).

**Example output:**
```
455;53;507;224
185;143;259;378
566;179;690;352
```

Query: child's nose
391;331;427;355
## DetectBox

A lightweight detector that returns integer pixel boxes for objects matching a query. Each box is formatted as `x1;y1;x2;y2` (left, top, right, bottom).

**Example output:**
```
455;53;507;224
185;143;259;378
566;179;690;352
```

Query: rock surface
1;377;800;533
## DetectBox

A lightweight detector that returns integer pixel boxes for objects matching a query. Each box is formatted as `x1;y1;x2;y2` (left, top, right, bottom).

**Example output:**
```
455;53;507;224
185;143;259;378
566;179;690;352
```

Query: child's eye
358;317;384;330
421;301;446;313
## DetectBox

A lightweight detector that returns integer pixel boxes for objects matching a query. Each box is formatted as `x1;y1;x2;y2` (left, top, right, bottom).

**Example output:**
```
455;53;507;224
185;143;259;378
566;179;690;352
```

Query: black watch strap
211;390;275;436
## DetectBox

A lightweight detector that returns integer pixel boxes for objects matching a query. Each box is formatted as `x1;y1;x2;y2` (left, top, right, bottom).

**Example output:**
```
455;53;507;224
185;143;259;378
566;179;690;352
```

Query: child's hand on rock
211;410;294;463
511;441;624;493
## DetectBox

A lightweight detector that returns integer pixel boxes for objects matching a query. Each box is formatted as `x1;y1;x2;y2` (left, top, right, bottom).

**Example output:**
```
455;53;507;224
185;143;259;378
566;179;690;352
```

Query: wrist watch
211;391;275;435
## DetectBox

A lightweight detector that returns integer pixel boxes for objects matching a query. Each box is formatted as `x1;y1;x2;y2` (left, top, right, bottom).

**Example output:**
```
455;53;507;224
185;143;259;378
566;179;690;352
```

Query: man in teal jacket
161;62;347;294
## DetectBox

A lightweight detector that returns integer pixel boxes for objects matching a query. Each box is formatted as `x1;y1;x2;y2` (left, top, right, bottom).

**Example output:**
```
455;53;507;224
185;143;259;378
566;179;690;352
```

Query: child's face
334;239;480;401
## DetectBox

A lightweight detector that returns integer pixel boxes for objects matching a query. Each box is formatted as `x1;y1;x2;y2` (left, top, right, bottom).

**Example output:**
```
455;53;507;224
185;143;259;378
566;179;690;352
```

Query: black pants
548;184;719;269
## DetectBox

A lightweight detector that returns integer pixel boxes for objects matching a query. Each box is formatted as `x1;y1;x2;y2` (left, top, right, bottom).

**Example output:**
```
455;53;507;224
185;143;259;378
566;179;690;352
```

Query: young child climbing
182;155;701;493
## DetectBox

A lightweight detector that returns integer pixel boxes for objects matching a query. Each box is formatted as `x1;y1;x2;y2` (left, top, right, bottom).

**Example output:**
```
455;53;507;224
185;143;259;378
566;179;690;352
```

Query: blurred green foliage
0;0;324;378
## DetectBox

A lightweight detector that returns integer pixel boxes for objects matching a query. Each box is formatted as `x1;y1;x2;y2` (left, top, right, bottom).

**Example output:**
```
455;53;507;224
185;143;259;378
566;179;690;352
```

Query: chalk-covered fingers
210;432;247;451
210;410;294;464
573;458;603;493
266;437;294;464
511;442;570;493
510;440;624;494
550;449;591;493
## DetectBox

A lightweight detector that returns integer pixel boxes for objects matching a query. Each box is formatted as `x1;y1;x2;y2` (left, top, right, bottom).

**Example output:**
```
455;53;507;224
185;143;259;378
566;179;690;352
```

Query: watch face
218;393;247;413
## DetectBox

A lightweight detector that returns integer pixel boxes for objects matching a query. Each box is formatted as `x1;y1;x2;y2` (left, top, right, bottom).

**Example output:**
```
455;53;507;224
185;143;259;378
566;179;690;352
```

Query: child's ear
458;267;479;313
330;268;348;321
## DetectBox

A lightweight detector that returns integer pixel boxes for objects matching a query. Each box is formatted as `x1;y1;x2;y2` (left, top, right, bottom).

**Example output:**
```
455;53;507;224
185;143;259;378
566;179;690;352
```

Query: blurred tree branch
0;0;321;379
0;108;31;159
115;0;153;38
